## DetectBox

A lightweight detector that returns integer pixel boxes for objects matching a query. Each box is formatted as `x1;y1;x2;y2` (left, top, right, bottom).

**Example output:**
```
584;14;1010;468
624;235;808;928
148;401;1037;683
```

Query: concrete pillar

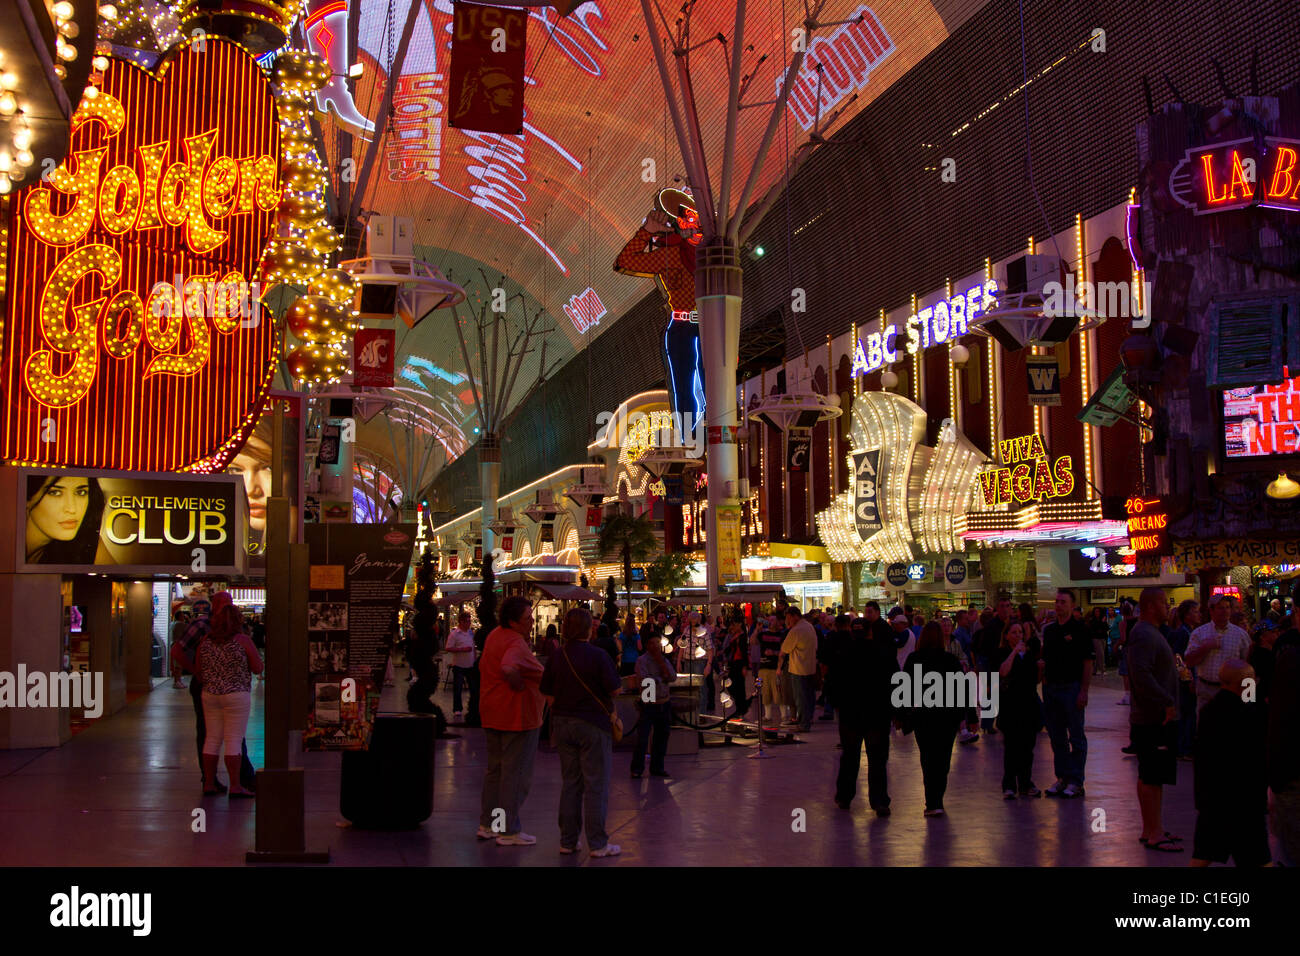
0;466;71;747
123;581;155;694
480;432;500;557
0;572;68;748
697;241;743;606
74;576;127;718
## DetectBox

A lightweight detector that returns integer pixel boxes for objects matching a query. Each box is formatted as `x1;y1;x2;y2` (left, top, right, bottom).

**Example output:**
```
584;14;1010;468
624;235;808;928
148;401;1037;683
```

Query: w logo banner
1026;355;1061;406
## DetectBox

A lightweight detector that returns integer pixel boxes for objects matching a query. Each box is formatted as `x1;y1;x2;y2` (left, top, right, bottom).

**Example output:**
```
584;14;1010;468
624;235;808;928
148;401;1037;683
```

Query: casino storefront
1;468;250;746
0;37;287;749
810;199;1160;610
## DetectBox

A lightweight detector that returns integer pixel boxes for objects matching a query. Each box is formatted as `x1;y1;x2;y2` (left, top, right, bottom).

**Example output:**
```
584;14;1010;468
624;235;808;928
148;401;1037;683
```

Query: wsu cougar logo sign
351;327;395;388
0;39;281;473
358;336;388;368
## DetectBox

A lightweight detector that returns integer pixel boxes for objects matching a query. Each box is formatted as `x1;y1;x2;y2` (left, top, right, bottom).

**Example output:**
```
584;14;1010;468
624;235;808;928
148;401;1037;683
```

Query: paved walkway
0;670;1218;866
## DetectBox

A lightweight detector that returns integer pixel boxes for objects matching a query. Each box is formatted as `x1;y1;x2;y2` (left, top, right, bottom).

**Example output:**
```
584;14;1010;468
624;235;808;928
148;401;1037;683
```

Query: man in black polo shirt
1041;588;1092;798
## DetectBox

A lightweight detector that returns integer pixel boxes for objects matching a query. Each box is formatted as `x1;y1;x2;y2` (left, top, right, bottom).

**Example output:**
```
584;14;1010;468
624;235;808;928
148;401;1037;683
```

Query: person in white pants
195;603;263;798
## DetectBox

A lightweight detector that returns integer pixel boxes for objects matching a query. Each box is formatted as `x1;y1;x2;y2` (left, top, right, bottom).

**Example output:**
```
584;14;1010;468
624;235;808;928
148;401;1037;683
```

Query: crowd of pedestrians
441;584;1300;865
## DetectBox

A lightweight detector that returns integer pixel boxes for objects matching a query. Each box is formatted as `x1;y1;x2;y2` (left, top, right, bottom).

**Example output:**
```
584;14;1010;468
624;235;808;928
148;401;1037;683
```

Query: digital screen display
1068;547;1137;580
1223;368;1300;458
307;0;970;351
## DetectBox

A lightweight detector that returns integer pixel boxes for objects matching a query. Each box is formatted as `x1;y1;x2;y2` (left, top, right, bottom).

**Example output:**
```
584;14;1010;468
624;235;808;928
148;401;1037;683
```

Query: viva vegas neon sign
852;279;997;377
978;433;1074;506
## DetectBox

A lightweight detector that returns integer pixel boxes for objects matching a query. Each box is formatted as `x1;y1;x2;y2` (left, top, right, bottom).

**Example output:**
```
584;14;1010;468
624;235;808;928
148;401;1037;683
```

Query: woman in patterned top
195;603;263;797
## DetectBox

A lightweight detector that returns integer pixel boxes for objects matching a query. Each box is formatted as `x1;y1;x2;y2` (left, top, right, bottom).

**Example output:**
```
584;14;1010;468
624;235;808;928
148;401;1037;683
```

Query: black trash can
340;713;435;829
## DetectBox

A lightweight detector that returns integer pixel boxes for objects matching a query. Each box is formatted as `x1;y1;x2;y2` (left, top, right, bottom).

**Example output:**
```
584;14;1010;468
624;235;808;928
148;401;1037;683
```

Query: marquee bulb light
92;56;109;71
1267;473;1300;500
54;1;74;19
99;3;117;18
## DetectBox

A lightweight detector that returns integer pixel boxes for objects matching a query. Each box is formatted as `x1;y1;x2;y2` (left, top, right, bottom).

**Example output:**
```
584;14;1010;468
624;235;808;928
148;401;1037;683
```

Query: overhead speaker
357;284;399;319
1036;312;1081;345
979;318;1028;353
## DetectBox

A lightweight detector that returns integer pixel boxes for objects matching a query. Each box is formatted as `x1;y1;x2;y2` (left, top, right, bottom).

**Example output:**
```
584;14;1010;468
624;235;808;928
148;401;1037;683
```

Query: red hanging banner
352;327;395;387
448;2;527;135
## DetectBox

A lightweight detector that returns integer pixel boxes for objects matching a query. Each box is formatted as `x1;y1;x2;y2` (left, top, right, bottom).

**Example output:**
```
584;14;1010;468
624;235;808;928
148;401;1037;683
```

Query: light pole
637;0;852;613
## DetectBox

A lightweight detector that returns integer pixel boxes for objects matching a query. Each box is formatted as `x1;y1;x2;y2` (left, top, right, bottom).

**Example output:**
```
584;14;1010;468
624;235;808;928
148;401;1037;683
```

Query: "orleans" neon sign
1125;496;1168;552
1;40;281;473
852;280;997;377
977;432;1074;506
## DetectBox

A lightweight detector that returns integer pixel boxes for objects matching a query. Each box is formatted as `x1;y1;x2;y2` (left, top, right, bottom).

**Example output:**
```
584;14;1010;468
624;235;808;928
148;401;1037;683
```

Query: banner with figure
304;523;416;750
787;427;812;473
448;2;527;134
18;469;243;575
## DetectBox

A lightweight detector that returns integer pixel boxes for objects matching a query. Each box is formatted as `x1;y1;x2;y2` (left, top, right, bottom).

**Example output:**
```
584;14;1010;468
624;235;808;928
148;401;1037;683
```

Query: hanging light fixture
1267;473;1300;500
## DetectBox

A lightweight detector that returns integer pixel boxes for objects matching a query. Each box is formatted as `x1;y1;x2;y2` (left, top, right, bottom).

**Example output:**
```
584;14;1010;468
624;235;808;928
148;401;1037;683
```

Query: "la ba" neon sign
1171;136;1300;215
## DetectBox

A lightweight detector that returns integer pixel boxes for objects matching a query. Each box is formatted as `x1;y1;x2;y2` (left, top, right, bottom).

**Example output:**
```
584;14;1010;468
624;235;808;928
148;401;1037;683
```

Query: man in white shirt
680;611;717;713
445;610;477;718
1184;594;1250;715
890;611;916;668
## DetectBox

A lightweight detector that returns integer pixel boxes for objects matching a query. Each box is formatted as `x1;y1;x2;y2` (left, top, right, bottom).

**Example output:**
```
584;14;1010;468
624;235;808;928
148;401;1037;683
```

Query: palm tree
603;577;619;632
597;511;659;612
646;552;694;598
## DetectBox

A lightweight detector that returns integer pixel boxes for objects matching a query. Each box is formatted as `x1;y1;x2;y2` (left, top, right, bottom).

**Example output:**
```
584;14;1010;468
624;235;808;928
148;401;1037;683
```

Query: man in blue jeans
444;611;477;718
1040;589;1092;798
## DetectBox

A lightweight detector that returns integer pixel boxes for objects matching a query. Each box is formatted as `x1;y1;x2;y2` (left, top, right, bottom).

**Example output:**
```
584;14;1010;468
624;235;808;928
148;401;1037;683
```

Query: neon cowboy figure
614;188;705;426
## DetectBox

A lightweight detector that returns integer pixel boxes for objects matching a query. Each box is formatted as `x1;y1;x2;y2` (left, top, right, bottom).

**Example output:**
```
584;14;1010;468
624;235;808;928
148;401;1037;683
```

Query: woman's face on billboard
228;451;272;531
30;478;90;542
